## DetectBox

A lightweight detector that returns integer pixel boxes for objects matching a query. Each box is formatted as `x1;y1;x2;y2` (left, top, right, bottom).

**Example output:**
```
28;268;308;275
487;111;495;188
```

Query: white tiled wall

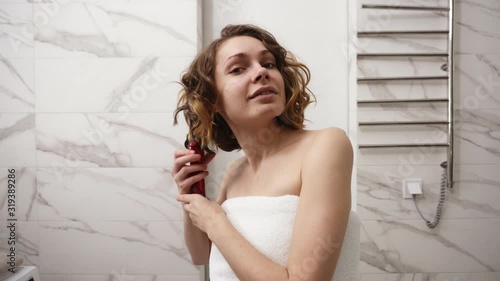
0;1;203;280
353;0;500;280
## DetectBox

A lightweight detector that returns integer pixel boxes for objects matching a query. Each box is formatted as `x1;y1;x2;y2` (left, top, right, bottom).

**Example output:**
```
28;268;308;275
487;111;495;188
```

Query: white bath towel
209;195;360;281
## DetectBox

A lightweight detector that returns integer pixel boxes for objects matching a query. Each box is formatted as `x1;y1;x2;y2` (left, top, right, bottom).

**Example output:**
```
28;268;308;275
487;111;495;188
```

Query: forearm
183;208;210;265
208;218;289;281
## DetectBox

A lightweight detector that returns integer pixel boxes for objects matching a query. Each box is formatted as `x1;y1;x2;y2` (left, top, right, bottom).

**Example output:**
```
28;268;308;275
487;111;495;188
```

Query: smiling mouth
250;87;277;99
251;90;275;99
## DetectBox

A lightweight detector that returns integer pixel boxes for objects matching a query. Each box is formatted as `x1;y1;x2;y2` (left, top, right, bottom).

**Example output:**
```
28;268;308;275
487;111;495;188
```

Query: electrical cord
413;161;448;229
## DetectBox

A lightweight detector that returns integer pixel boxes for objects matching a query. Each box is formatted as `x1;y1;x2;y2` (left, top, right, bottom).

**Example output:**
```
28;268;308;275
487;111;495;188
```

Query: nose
251;65;269;83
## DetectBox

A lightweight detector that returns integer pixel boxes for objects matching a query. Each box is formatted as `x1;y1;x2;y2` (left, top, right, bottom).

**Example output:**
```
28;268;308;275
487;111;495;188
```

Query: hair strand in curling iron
186;136;206;197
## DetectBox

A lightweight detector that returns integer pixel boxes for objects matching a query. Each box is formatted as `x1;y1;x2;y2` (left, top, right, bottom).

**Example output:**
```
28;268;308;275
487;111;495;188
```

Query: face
214;36;286;127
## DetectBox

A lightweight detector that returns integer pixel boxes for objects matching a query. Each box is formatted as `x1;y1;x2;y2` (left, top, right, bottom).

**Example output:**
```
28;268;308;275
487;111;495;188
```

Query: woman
172;24;353;281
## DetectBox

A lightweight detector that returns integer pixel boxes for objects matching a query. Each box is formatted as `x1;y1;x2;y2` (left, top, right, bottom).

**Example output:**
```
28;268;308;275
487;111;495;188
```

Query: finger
178;184;191;195
178;195;188;204
192;195;211;209
174;153;202;165
202;153;216;165
181;171;209;189
174;149;195;158
176;164;207;181
176;173;209;196
174;165;207;190
172;153;203;174
177;193;196;203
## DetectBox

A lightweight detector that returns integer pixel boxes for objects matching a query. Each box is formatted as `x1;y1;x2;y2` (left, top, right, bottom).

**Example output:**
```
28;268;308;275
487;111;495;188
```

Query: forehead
216;36;270;63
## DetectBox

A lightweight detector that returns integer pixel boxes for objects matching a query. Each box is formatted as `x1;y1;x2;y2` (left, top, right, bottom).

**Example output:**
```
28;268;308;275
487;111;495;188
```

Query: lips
249;86;277;99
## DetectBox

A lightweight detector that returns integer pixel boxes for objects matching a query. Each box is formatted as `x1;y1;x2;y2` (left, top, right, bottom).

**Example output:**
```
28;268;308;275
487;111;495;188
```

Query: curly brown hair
173;24;315;152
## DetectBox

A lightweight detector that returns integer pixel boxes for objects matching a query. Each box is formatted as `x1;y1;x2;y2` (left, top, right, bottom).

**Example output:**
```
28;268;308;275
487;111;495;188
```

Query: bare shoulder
305;127;352;156
300;127;353;182
313;126;349;139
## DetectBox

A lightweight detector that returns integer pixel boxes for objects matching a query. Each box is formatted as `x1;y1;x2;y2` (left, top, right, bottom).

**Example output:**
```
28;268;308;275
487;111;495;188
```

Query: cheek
218;83;246;112
223;79;246;98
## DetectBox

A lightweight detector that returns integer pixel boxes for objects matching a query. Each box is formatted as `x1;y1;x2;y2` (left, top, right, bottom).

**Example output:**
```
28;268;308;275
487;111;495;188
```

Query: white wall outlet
402;179;423;199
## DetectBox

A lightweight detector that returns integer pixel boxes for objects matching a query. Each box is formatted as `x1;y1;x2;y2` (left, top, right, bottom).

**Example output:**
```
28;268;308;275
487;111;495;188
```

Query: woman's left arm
286;128;353;280
199;127;353;281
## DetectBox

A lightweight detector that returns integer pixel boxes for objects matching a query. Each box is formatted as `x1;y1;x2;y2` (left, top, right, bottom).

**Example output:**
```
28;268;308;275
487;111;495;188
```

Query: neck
231;119;289;172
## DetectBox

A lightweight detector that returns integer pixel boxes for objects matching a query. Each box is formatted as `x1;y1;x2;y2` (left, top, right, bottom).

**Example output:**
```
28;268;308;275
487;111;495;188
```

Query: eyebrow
224;49;274;66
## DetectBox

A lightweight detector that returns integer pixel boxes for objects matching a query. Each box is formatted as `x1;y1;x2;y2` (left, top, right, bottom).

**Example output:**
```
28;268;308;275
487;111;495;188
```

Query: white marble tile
358;0;449;31
355;0;450;54
36;113;188;167
355;30;448;55
0;221;39;267
38;221;201;275
0;167;37;221
359;273;461;281
357;105;448;156
39;275;202;281
466;272;500;281
33;0;198;57
30;0;185;2
356;35;448;55
358;165;444;220
357;102;447;118
453;164;500;215
35;57;191;113
0;58;35;112
357;146;447;166
357;164;500;220
37;167;183;222
455;0;500;54
359;272;500;281
358;57;448;79
0;1;32;3
354;0;500;279
358;124;448;146
356;43;449;102
359;219;500;273
357;80;448;101
454;109;500;164
455;54;500;110
354;0;452;166
358;107;500;165
0;113;36;166
0;4;33;58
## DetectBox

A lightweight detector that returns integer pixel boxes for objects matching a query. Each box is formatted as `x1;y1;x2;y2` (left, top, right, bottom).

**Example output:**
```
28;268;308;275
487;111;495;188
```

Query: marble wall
0;0;203;280
351;0;500;280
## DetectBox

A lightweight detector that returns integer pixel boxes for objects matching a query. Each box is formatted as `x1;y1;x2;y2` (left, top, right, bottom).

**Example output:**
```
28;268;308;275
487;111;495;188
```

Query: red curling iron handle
187;141;206;197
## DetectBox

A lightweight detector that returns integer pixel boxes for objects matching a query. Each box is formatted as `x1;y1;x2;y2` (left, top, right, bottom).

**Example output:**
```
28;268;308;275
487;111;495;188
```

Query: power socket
402;179;423;199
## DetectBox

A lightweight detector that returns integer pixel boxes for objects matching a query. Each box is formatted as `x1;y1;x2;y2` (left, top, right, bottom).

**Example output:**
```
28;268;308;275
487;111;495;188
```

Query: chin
256;105;284;117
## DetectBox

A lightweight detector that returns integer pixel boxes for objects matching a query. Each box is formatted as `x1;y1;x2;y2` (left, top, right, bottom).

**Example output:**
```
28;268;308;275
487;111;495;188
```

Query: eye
263;62;276;69
229;67;244;74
